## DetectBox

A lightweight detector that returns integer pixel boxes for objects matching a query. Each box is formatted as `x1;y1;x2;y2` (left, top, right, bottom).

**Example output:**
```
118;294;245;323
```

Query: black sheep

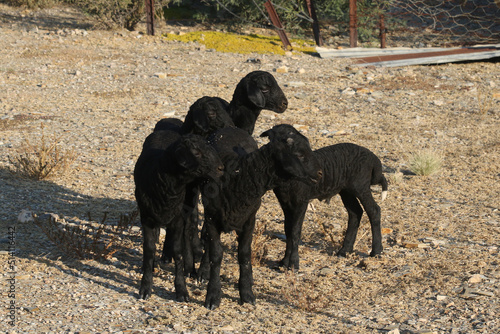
226;70;288;135
155;97;235;272
200;124;323;309
134;129;224;301
271;130;388;269
160;71;288;267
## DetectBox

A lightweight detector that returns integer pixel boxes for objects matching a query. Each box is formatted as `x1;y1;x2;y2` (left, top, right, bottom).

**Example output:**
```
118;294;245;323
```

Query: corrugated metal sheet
316;44;500;67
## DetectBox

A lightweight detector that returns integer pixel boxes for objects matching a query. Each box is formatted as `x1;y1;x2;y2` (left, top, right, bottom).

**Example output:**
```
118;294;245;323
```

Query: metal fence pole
146;0;155;36
349;0;357;47
264;0;292;50
305;0;323;46
379;13;386;48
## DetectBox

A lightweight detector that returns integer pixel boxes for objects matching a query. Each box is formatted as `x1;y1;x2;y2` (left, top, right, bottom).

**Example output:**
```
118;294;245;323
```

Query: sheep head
174;134;224;181
235;71;288;113
183;96;233;137
261;124;322;185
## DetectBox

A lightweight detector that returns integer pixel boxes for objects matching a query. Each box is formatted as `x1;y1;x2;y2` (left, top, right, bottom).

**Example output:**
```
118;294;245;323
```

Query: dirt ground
0;4;499;334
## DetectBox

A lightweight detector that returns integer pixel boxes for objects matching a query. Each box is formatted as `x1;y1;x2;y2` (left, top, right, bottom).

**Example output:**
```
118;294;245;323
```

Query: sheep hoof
176;292;190;302
204;297;221;310
138;287;152;300
336;250;348;257
240;292;255;305
370;249;383;257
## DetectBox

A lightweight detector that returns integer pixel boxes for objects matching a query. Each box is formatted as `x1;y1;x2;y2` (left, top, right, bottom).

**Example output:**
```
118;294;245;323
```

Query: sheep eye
261;88;270;94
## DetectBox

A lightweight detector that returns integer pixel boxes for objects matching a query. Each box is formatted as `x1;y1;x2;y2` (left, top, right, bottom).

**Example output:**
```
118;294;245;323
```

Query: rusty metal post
264;0;292;50
379;13;386;48
145;0;155;36
349;0;357;47
305;0;323;46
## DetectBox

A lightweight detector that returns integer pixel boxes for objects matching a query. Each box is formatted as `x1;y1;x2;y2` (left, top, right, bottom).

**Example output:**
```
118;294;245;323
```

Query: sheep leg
237;215;256;305
204;221;223;310
337;191;363;257
139;222;157;300
196;224;210;282
358;192;383;256
161;185;202;277
280;201;308;270
172;218;190;302
161;227;175;264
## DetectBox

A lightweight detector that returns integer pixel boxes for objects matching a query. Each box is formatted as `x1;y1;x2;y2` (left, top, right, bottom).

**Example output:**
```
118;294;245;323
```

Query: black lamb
200;124;323;309
156;97;235;272
160;71;288;266
270;128;388;269
225;70;288;135
134;129;224;302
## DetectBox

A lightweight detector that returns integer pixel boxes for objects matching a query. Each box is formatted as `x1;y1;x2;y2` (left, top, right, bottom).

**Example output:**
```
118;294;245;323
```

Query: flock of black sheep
133;71;388;309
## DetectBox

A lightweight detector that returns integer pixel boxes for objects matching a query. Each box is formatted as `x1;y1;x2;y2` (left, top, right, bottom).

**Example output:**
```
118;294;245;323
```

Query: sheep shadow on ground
0;166;193;304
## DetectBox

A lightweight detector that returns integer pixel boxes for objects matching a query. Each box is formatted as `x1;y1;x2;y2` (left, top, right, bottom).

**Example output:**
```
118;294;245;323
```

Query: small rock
436;295;447;301
387;329;400;334
286;81;305;88
154;73;167;79
381;228;393;235
341;87;356;95
318;267;335;277
275;66;288;73
296;68;306;74
18;210;34;223
468;274;484;283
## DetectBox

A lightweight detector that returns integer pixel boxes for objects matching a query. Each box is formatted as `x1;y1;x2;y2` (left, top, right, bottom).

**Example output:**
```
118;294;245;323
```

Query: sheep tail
380;175;388;201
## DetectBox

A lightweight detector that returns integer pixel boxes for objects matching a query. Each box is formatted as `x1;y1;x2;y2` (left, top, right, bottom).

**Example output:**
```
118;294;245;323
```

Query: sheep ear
175;146;199;170
260;129;274;140
246;82;266;108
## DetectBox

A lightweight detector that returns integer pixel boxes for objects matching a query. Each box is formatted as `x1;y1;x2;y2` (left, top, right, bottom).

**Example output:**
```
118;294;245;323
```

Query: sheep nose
317;169;323;179
281;100;288;109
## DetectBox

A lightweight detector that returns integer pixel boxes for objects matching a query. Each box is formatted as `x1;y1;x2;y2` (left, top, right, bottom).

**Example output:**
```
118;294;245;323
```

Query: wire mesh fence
378;0;500;46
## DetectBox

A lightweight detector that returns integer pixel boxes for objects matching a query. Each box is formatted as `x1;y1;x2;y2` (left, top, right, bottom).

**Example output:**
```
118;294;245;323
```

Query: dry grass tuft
251;219;270;266
8;123;76;180
281;270;331;312
409;150;443;176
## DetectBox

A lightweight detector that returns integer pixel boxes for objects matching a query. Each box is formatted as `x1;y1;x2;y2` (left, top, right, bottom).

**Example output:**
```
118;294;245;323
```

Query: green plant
8;123;76;180
409;150;442;176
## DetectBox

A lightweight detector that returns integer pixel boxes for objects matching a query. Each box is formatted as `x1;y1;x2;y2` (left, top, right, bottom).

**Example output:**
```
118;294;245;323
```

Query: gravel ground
0;4;499;334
